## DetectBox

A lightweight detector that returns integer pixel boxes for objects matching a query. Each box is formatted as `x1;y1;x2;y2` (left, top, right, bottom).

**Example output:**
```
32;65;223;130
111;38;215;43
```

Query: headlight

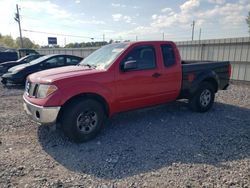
14;67;25;72
36;84;58;98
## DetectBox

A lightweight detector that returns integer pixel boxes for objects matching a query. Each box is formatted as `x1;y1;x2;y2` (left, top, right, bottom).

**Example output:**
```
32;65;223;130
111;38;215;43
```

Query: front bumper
2;72;23;84
23;96;61;125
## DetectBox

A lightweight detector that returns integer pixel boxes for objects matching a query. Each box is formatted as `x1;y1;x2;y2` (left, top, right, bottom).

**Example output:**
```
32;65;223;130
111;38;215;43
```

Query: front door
116;44;164;112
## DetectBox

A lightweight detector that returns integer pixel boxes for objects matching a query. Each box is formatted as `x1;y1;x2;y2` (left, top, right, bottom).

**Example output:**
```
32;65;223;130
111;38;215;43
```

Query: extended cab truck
23;41;231;143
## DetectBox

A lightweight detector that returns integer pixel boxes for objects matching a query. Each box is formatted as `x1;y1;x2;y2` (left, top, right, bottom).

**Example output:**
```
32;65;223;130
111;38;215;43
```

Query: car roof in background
28;54;81;65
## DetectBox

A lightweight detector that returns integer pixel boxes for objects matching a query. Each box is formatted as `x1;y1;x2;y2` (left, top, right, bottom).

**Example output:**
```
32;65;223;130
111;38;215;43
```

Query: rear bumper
23;96;61;125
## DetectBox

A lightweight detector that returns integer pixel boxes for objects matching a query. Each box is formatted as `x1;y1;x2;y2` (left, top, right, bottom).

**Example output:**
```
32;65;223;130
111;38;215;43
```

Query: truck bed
180;61;230;98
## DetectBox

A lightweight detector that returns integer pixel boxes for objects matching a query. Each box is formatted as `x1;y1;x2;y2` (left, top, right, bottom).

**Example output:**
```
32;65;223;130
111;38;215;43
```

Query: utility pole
14;4;23;48
135;35;138;41
103;34;105;42
191;20;195;41
199;28;201;41
162;32;165;41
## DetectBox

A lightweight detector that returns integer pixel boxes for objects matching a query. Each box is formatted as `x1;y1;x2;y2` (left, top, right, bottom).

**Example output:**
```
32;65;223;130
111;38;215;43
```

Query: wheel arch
202;77;218;92
190;70;219;95
57;92;110;123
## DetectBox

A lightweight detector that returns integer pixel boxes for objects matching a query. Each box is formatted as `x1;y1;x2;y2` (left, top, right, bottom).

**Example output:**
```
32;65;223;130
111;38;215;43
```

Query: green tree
0;33;39;49
247;11;250;34
16;37;38;48
0;35;18;48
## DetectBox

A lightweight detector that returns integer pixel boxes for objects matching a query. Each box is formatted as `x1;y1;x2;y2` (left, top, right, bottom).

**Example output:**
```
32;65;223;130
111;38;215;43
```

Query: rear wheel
61;99;106;143
189;82;215;112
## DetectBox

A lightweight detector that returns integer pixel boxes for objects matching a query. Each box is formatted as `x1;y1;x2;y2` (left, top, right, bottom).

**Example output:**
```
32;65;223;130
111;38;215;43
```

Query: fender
189;70;219;95
46;80;115;113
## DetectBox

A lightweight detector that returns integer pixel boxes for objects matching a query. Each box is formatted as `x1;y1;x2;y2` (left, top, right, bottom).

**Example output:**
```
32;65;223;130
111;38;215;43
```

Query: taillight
228;64;232;77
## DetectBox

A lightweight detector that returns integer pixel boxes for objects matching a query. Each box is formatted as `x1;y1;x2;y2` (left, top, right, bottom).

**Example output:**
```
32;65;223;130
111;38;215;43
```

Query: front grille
26;81;38;97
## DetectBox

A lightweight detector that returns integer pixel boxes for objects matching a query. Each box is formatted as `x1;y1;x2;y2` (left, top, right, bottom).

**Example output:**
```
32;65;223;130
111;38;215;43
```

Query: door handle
152;72;161;78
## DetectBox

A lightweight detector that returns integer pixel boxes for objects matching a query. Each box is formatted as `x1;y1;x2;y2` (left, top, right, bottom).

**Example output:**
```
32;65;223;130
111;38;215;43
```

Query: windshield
17;56;28;62
28;55;51;65
79;43;128;69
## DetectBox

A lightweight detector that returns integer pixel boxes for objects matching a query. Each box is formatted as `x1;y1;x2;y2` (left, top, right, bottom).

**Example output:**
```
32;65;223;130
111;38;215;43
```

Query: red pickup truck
23;41;231;142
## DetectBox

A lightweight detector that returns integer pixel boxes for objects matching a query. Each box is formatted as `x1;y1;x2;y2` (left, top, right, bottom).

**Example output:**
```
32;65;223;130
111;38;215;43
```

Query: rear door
159;43;182;100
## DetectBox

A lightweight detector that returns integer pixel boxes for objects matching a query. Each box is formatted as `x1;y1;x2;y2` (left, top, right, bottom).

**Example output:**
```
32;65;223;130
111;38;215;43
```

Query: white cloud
111;3;126;8
152;14;157;20
102;29;114;33
132;6;139;9
73;19;105;25
197;3;246;25
150;0;249;30
112;14;123;21
180;0;200;12
21;1;72;19
161;7;172;13
115;0;249;41
75;0;80;4
123;16;132;23
116;26;160;38
207;0;225;4
112;14;132;23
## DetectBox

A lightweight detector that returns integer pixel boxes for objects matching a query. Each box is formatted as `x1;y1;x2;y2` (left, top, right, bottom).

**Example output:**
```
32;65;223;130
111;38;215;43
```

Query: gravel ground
0;83;249;188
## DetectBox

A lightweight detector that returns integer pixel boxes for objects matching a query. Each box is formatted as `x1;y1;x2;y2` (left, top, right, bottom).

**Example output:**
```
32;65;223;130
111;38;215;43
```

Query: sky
0;0;249;46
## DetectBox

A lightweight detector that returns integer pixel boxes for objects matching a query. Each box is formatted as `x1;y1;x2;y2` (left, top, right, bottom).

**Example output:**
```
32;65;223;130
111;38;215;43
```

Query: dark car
0;49;39;63
18;48;39;58
1;54;83;85
0;54;43;76
0;52;18;63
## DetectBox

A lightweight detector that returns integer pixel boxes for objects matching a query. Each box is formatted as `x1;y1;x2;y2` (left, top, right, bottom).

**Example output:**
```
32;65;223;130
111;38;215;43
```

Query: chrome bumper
23;96;61;125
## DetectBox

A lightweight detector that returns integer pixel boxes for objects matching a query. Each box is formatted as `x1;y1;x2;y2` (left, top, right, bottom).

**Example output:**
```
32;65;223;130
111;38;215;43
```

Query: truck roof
120;41;176;47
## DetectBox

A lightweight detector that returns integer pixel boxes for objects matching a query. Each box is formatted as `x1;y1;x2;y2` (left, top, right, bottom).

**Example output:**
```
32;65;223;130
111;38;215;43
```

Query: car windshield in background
79;43;129;69
17;56;28;62
28;55;51;65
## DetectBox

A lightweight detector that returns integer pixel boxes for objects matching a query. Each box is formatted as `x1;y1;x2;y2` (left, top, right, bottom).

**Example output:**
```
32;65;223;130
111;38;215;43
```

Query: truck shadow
37;101;250;180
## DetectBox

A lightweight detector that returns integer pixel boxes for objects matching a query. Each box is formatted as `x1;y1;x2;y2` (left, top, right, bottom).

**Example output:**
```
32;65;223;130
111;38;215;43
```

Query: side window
66;57;81;65
123;45;156;70
161;44;176;67
45;57;65;66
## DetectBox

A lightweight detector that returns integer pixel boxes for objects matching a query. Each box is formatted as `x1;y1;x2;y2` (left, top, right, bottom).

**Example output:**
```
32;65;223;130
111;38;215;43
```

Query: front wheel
189;82;215;112
1;78;7;85
61;99;106;143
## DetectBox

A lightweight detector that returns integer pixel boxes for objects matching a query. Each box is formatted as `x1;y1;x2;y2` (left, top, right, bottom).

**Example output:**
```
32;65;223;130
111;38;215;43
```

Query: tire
1;78;7;85
61;99;106;143
189;82;215;112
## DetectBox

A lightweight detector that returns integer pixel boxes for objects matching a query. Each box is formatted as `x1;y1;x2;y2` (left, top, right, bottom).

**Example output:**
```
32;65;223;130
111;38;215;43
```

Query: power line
22;29;104;40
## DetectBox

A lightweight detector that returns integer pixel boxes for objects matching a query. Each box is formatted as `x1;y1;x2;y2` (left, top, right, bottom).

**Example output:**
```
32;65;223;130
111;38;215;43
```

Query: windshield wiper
79;63;96;69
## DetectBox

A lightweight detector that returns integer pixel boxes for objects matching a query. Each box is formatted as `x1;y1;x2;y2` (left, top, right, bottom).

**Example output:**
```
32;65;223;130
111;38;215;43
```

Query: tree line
0;34;39;49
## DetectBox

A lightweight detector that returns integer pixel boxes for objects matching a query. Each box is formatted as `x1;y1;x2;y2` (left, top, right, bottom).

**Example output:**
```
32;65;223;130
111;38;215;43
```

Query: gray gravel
0;83;249;188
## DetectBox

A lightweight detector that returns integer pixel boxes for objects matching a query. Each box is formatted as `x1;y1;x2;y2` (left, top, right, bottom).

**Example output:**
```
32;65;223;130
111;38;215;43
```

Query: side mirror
123;60;137;71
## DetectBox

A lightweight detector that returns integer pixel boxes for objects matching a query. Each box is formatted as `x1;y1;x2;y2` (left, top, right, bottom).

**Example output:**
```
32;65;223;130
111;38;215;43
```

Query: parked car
1;54;83;85
23;41;231;143
0;52;18;64
0;54;43;76
0;49;39;63
18;48;39;58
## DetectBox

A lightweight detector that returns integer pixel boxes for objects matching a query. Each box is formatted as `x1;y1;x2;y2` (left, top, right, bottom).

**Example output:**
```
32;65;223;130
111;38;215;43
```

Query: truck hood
28;65;104;83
